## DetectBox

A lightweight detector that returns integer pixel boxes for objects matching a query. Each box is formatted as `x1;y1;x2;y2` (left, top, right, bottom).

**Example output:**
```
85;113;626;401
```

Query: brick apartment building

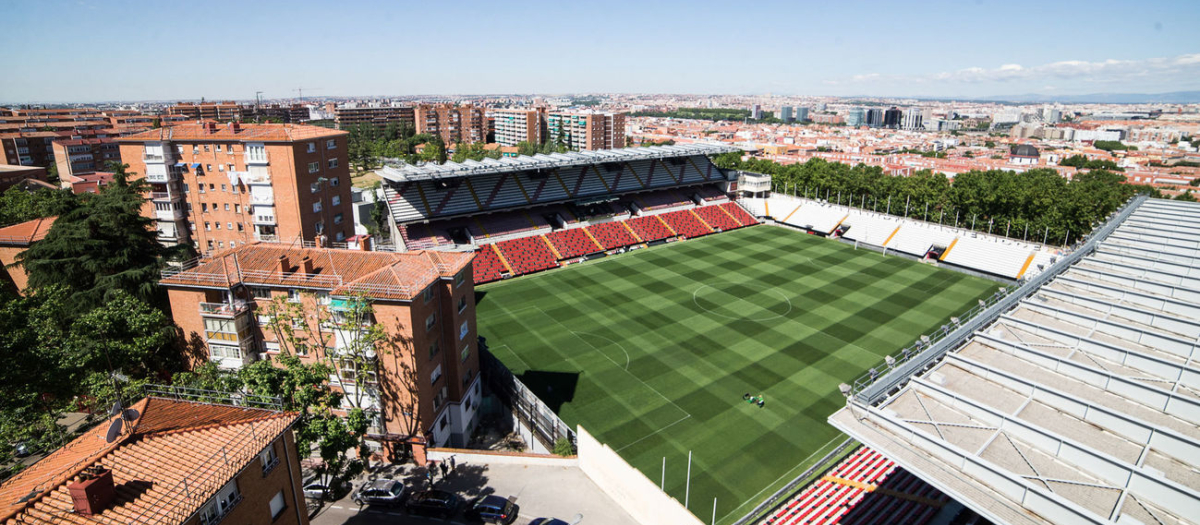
169;101;249;121
0;396;309;525
160;243;482;449
118;122;354;252
491;107;546;146
0;164;48;191
547;111;627;151
331;103;416;131
51;136;121;179
255;104;310;123
414;103;487;144
0;130;59;167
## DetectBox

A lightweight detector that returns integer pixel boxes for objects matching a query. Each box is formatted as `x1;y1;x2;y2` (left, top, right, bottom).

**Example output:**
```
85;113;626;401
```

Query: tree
20;163;174;310
0;187;78;228
369;183;391;240
984;141;996;148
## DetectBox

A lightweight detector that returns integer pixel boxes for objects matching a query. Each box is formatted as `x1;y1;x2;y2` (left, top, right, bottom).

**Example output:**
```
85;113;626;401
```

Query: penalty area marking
571;330;631;371
692;281;793;321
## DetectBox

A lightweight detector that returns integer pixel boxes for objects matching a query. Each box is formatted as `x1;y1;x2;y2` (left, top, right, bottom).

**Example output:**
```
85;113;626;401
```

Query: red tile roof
118;121;346;143
0;397;297;525
160;242;472;301
0;217;56;247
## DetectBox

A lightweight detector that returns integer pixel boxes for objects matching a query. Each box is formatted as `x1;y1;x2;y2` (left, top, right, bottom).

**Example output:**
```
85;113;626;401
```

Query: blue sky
2;0;1198;102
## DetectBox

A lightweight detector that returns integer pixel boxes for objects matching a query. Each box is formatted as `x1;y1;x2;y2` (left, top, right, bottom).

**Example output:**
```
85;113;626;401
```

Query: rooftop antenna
255;91;263;109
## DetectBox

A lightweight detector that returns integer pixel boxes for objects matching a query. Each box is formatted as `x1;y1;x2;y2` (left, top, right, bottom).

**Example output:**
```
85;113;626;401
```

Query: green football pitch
474;225;998;523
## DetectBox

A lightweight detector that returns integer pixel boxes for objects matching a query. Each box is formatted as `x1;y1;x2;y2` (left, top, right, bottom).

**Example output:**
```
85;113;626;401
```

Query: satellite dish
109;401;123;417
123;408;140;421
104;418;124;444
365;348;377;360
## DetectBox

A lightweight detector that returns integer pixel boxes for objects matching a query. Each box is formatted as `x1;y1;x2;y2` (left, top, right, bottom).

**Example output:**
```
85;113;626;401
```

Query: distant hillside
972;91;1200;104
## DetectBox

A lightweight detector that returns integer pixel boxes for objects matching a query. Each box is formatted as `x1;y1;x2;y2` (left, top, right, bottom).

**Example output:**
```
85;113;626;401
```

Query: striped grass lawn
475;225;998;523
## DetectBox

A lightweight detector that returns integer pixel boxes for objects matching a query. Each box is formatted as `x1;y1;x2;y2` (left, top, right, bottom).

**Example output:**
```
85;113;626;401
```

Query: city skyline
2;0;1199;103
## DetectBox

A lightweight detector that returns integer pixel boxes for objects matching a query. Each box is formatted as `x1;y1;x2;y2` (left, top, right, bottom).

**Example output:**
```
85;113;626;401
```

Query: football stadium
378;146;1200;525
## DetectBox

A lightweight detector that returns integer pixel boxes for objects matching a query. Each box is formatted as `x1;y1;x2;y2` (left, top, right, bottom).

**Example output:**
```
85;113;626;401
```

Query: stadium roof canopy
830;197;1200;525
376;143;739;183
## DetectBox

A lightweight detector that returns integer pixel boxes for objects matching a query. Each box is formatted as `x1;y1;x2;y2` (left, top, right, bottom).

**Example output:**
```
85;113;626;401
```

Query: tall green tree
0;187;78;228
20;163;170;310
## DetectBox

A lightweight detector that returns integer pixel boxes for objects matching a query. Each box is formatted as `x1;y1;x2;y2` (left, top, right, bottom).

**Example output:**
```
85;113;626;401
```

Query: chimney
277;254;291;274
231;121;241;133
358;235;373;251
300;256;314;275
68;466;115;516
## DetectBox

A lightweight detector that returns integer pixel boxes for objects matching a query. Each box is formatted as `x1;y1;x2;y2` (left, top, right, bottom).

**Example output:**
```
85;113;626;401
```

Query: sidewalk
307;457;639;525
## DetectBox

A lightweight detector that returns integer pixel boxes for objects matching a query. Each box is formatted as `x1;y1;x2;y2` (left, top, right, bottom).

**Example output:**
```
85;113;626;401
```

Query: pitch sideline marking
717;435;846;523
614;413;692;453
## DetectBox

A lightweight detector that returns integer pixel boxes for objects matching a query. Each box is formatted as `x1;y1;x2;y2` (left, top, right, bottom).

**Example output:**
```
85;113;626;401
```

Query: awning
190;163;201;169
173;162;185;167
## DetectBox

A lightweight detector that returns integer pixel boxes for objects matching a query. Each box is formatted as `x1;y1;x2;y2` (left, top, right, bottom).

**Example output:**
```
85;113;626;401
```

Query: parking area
307;459;638;525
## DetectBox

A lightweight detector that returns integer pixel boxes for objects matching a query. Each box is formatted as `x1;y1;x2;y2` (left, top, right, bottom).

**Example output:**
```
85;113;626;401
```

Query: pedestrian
426;466;435;486
440;461;449;478
449;455;456;471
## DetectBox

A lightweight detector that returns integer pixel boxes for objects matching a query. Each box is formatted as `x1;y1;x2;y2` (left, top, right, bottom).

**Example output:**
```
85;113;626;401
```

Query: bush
553;437;575;456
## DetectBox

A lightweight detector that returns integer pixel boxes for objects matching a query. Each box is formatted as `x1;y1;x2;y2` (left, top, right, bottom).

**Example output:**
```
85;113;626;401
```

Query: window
206;164;212;171
237;223;244;232
327;158;339;169
331;195;341;206
227;163;235;172
337;358;378;384
306;142;316;153
215;222;221;230
251;286;271;299
198;481;240;525
455;271;465;287
330;177;340;187
218;241;224;248
215;144;222;151
207;240;214;250
426;313;437;331
226;222;233;230
203;145;210;152
430;364;442;386
234;204;241;213
183;183;190;193
433;386;447;411
308;161;319;173
463;368;473;388
268;491;285;519
423;286;434;304
204;222;211;231
259;444;279;475
438;401;450;428
336;231;345;241
326;139;336;149
201;203;209;213
288;289;301;302
333;213;343;225
312;201;322;213
218;164;224;172
457;295;467;313
210;344;241;359
429;341;439;360
189;222;196;231
310;182;320;193
315;221;324;234
461;345;470;363
229;241;235;248
224;203;230;211
221;184;227;191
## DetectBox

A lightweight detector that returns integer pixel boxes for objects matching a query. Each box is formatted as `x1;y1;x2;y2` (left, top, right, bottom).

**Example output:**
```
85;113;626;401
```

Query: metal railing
199;301;251;318
848;194;1148;407
142;384;283;410
479;340;576;450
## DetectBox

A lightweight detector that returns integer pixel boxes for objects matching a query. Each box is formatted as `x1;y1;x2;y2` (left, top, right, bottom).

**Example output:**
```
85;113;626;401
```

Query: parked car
465;495;519;524
302;480;347;501
529;519;569;525
405;489;462;518
352;479;406;506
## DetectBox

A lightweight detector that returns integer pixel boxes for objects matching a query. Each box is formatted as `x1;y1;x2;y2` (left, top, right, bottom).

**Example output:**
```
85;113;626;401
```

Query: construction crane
293;87;321;101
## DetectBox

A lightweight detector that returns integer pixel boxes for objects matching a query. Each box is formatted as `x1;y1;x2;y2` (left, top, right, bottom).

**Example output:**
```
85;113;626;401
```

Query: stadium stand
473;244;509;284
839;211;900;247
696;185;731;202
938;235;1038;280
585;221;640;250
760;447;948;525
545;227;603;259
472;212;551;243
830;197;1200;525
495;235;558;275
661;209;714;238
721;201;759;226
693;203;743;231
625;214;675;242
784;202;849;235
635;188;693;212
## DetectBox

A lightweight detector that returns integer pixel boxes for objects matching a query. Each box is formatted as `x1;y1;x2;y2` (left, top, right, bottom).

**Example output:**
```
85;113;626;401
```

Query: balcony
199;301;251;318
143;153;169;163
253;214;276;225
150;191;182;202
155;207;186;221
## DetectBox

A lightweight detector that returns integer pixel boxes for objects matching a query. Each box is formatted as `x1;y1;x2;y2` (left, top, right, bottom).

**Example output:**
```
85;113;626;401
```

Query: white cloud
833;53;1200;88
